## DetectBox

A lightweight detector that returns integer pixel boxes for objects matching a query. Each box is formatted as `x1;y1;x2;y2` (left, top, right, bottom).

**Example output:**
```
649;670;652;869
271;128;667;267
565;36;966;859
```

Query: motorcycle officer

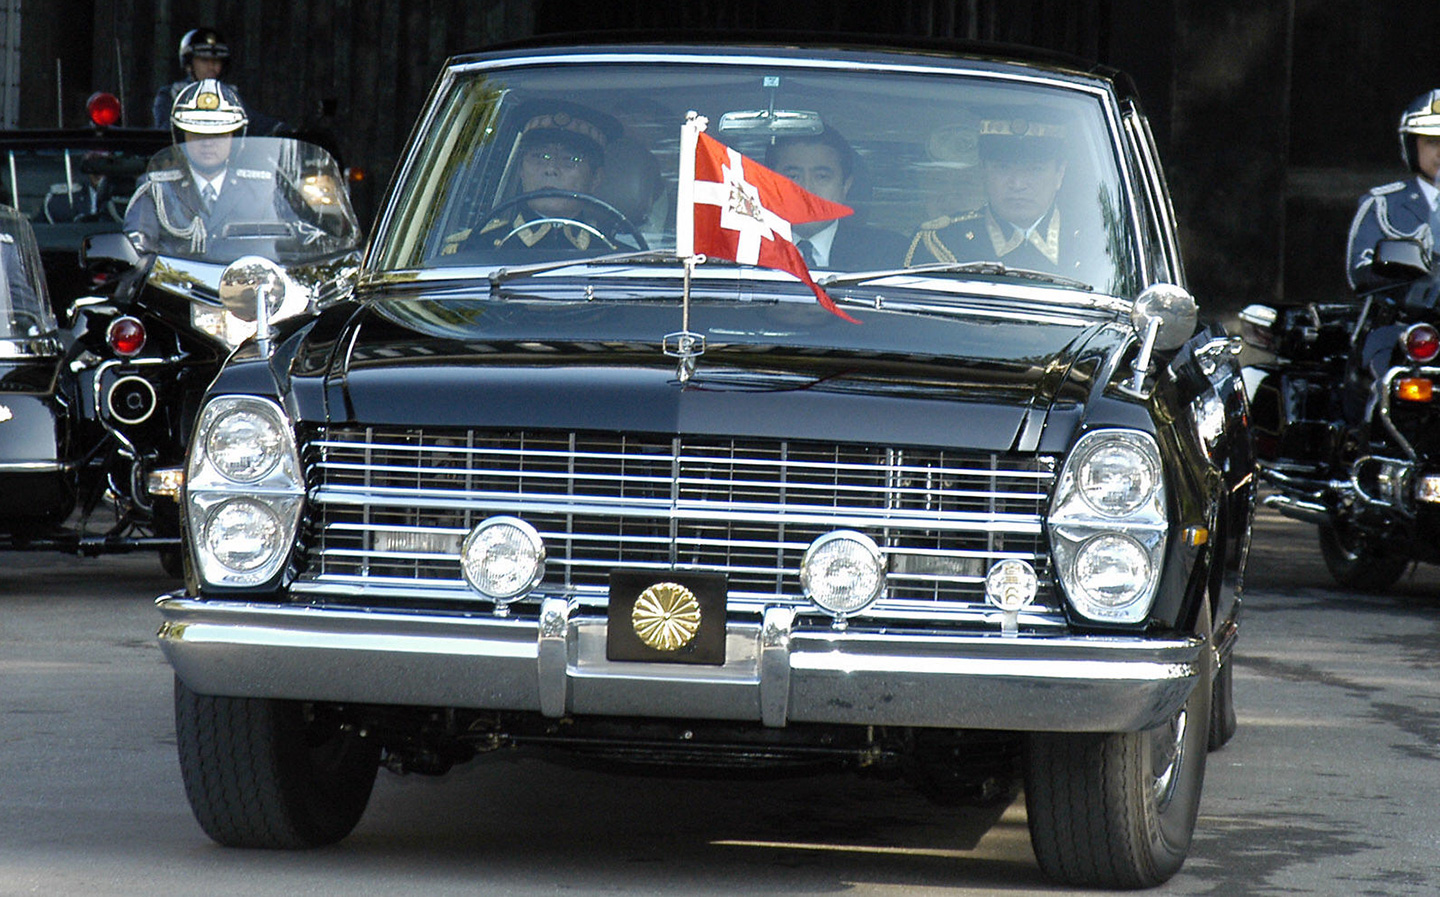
1346;89;1440;292
125;80;297;261
1341;89;1440;426
151;27;284;134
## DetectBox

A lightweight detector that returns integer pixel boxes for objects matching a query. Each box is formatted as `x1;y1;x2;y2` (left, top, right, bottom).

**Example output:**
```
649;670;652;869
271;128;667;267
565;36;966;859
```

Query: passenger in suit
764;129;908;271
1347;89;1440;292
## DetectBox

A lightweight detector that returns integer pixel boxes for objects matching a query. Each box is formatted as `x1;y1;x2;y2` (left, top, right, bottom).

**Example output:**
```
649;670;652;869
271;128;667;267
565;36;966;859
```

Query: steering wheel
479;189;648;251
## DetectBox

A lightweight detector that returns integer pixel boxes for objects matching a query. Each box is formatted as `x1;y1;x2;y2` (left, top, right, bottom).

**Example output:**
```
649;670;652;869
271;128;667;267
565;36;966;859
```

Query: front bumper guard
157;595;1203;734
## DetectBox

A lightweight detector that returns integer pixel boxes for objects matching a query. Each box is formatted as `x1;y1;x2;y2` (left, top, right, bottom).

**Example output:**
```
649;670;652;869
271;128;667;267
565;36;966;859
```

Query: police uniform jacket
904;204;1084;275
124;164;291;261
1347;176;1436;292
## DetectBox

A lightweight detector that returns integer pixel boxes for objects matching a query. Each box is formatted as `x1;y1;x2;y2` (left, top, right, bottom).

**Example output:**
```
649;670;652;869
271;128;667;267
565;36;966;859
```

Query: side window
1122;103;1184;287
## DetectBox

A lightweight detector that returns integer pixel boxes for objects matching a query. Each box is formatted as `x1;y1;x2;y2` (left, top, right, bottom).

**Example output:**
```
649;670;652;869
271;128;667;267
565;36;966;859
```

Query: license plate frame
606;570;728;665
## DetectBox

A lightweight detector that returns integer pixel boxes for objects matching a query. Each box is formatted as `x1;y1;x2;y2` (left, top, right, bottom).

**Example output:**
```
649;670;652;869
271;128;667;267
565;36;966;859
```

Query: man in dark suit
765;130;908;271
125;79;294;261
1347;89;1440;292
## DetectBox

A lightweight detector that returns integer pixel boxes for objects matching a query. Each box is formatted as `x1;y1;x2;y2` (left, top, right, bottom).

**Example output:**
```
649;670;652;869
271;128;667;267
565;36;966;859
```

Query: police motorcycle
0;128;360;573
1241;92;1440;591
1241;237;1440;589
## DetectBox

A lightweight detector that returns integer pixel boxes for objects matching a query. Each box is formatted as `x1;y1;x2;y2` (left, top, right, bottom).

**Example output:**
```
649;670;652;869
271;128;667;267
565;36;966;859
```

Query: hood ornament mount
664;253;707;383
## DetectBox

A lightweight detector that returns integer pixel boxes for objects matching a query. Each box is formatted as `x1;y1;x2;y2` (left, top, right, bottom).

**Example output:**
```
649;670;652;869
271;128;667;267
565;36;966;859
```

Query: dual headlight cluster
185;396;304;586
1047;429;1168;624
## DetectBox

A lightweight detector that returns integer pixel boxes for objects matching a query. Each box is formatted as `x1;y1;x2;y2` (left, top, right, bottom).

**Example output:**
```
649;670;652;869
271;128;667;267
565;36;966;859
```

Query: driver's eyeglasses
523;149;589;170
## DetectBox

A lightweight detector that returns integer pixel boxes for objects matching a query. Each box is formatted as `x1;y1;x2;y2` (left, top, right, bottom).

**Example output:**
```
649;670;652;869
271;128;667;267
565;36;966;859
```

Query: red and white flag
677;115;858;323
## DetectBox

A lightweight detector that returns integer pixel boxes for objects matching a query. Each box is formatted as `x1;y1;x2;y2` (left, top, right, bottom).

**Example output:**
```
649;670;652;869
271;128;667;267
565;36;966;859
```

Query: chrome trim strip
0;460;69;472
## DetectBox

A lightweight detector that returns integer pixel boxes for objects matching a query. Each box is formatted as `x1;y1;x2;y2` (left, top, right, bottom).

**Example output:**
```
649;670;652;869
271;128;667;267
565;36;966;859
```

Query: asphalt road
3;505;1438;896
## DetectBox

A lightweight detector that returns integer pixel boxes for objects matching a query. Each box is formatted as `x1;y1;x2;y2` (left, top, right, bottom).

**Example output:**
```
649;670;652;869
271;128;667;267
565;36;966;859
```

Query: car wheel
1208;651;1237;751
1317;521;1407;591
173;676;380;848
159;547;185;579
1024;644;1211;888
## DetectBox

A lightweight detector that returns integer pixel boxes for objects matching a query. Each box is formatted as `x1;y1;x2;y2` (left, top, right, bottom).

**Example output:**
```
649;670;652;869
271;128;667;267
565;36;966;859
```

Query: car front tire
1024;643;1211;888
173;677;380;848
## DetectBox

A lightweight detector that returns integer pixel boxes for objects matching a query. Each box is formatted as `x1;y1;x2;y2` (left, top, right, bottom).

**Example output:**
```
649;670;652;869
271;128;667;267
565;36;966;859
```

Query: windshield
376;60;1139;297
0;204;55;345
125;136;361;266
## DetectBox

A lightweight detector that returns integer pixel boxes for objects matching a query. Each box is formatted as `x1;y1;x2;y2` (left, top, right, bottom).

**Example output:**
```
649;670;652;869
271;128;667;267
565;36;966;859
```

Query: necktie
797;238;818;267
201;183;217;211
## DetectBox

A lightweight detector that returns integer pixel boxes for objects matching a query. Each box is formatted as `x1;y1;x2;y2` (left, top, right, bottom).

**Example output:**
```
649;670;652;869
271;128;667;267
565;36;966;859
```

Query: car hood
300;295;1128;453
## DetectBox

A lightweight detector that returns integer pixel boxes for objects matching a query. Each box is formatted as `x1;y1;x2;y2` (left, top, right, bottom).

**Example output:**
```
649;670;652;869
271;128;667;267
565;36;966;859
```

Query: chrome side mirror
218;255;309;353
1123;283;1198;397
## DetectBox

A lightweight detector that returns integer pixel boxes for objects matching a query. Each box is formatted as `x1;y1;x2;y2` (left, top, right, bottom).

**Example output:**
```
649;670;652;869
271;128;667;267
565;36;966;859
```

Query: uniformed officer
43;152;119;224
442;100;624;259
151;27;285;135
905;115;1080;273
125;79;295;260
1347;89;1440;292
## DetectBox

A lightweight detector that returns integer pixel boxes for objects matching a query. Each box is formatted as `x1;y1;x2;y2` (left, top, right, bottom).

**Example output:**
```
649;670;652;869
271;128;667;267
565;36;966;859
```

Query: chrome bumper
156;595;1203;733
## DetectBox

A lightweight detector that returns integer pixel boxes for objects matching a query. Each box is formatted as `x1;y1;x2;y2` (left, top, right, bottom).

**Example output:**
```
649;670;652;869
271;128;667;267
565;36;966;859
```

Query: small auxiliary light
107;316;146;357
1402;323;1440;363
87;92;122;128
1396;378;1434;403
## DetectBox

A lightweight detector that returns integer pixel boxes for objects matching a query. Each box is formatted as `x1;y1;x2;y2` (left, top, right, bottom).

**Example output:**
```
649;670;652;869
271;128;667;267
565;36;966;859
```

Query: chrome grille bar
298;427;1058;616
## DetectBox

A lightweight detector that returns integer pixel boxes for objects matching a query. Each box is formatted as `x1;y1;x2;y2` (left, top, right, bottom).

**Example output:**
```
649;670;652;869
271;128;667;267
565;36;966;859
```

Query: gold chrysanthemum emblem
197;92;220;110
631;582;702;652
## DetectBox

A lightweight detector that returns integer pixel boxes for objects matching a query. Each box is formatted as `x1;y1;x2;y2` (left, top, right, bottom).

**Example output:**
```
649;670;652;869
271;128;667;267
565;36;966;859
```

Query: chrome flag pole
666;111;708;383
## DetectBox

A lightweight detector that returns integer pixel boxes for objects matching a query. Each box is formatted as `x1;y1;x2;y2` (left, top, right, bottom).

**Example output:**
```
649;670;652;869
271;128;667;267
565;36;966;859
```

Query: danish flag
677;115;858;323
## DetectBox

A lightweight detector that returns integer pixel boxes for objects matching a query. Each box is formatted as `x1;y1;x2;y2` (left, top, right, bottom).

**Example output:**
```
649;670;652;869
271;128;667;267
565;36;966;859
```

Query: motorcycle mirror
1372;239;1431;280
219;256;288;325
1132;283;1198;352
80;232;140;276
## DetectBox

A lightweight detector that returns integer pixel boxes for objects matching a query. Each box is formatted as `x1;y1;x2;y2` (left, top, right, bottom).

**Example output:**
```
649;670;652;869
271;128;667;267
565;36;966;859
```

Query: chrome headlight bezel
185;395;304;587
1048;429;1168;624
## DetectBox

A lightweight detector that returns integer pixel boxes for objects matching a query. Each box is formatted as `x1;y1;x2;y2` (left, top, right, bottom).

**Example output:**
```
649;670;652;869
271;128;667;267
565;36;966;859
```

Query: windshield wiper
819;261;1093;292
488;249;683;289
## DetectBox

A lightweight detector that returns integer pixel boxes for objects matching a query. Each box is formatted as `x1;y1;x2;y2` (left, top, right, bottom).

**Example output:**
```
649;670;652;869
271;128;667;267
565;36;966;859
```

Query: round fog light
985;559;1038;612
461;516;545;603
801;530;885;618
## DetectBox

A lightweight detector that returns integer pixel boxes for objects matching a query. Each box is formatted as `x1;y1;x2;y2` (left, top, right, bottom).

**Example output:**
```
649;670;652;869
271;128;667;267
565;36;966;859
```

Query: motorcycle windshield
124;136;361;267
0;204;57;353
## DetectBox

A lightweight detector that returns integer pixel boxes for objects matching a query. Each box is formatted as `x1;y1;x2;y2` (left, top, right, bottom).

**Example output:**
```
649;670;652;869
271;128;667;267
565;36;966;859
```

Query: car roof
451;32;1134;99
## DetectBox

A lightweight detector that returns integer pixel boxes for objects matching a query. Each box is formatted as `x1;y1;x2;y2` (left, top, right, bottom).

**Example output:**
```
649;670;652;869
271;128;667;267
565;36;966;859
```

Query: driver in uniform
441;101;623;257
905;115;1081;274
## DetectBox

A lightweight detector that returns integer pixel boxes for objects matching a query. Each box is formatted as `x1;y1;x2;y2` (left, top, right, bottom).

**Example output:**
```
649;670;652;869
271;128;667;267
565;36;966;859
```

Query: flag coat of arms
677;115;859;323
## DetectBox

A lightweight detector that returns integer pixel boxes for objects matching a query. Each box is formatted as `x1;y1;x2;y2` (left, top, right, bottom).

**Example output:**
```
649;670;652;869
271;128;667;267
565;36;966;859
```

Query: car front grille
295;426;1060;622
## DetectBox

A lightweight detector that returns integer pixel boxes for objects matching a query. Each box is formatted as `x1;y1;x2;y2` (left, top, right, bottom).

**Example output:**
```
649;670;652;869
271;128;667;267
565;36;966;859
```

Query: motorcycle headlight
186;396;303;587
1049;429;1168;624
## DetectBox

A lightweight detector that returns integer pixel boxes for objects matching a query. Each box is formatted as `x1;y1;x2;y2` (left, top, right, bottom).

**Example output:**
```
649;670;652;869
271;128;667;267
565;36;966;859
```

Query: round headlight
1072;533;1151;612
1076;435;1160;517
461;517;545;602
203;498;284;573
205;406;283;483
801;530;886;618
